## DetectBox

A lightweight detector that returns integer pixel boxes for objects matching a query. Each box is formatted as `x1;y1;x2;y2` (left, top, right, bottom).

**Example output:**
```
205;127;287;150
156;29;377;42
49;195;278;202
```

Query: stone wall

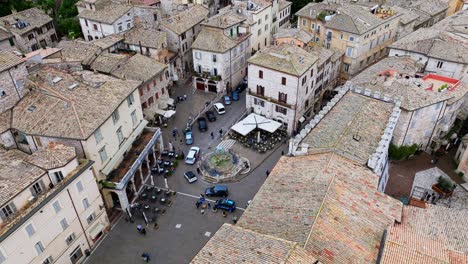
0;62;28;113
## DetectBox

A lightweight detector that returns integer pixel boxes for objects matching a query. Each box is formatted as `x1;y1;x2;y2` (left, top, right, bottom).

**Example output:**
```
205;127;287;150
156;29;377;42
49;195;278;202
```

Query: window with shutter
35;241;45;254
54;171;64;183
30;180;44;196
76;181;84;192
278;92;287;103
60;218;69;230
25;223;36;237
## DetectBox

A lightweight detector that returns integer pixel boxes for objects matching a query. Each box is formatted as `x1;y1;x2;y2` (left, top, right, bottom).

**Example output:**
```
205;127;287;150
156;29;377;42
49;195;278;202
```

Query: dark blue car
214;199;236;212
205;185;229;197
231;90;239;101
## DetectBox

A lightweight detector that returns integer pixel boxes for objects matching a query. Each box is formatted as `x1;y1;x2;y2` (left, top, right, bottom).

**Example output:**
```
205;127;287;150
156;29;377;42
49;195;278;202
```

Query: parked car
206;110;216;122
231;90;239;101
185;131;193;145
185;146;200;165
184;171;197;183
197;117;208;132
241;77;247;86
235;83;247;93
205;185;229;197
223;95;232;105
214;199;236;212
213;103;226;115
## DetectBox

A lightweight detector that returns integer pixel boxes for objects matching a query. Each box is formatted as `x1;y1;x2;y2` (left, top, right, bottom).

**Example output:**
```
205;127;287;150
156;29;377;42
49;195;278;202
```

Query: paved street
86;80;288;264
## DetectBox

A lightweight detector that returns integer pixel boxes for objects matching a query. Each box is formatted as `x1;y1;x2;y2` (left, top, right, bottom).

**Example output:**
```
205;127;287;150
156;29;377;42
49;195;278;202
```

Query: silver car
185;146;200;165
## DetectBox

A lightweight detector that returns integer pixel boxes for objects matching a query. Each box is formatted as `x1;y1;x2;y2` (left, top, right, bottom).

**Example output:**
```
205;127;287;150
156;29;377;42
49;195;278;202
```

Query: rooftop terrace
351;57;467;110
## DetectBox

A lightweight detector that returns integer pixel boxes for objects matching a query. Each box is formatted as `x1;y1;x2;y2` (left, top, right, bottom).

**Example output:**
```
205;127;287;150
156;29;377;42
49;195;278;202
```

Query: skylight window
27;105;36;112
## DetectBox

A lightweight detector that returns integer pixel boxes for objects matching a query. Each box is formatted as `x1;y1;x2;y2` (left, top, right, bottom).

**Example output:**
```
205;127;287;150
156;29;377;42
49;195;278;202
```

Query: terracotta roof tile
161;5;209;35
12;66;140;140
26;143;76;170
381;205;468;263
191;224;317;264
0;50;24;72
236;153;402;264
301;92;394;164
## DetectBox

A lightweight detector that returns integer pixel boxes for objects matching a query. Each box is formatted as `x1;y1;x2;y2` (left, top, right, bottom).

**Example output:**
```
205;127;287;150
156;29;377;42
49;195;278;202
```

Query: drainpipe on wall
67;189;92;249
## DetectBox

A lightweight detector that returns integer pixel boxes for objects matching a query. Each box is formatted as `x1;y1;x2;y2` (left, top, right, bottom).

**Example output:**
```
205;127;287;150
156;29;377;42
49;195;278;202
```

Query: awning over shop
101;120;148;175
155;109;176;118
164;110;176;118
89;223;105;239
231;113;281;136
155;109;166;116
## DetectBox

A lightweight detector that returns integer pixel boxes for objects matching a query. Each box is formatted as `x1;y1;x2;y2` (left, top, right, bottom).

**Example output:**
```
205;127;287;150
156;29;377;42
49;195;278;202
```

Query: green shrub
437;176;455;193
388;143;419;160
316;11;327;21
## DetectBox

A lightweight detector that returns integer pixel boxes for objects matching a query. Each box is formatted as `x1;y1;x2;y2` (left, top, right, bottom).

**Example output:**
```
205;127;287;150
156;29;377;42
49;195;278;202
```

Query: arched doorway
208;81;217;93
110;192;120;208
196;78;205;90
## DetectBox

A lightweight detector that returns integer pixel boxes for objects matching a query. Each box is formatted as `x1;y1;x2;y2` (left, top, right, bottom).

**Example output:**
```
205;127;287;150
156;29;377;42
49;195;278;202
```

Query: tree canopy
0;0;82;38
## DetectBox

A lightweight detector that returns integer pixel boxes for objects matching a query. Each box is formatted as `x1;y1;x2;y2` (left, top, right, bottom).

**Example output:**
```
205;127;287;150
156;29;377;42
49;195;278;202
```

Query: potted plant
432;176;455;196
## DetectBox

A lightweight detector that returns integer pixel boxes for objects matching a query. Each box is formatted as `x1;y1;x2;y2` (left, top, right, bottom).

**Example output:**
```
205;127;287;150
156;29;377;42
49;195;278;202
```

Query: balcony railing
248;90;294;109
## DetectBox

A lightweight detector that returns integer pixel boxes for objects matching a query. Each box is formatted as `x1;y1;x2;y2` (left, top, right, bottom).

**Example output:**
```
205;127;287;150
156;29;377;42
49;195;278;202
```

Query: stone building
350;56;468;152
160;5;209;80
388;10;468;80
0;66;163;213
0;51;28;114
231;0;280;54
246;45;318;135
0;28;15;50
0;144;109;264
0;8;58;53
76;0;160;41
192;152;403;263
192;9;251;93
90;53;173;119
278;0;292;28
246;44;342;135
296;1;402;81
290;88;400;192
123;26;177;67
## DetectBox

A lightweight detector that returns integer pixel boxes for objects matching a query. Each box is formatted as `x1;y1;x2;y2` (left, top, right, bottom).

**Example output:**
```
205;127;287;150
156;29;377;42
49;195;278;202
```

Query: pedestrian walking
232;215;238;224
281;150;284;156
137;225;142;232
183;94;187;100
207;203;211;209
210;132;214;139
219;129;223;138
266;170;270;177
141;253;150;262
201;209;205;214
141;227;146;235
222;211;227;217
196;201;201;208
196;167;201;175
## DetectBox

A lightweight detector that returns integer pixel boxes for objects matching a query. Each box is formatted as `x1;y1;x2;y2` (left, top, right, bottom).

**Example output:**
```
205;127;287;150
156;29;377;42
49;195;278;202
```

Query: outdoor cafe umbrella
243;115;271;143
